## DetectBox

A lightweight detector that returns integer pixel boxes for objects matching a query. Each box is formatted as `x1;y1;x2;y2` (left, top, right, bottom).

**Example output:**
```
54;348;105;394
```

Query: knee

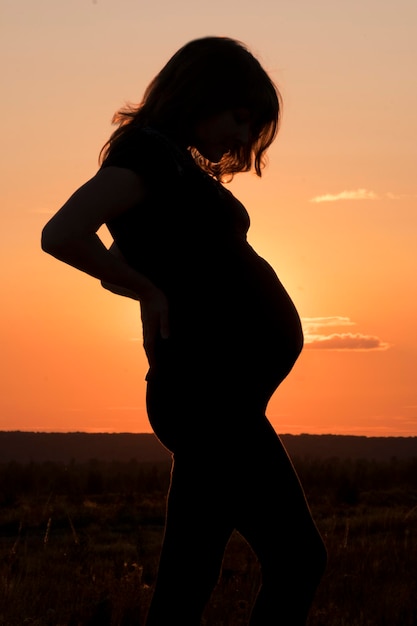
299;526;327;586
261;526;327;584
314;533;327;580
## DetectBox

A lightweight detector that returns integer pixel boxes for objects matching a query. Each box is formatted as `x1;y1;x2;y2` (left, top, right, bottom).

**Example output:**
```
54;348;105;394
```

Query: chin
197;145;227;164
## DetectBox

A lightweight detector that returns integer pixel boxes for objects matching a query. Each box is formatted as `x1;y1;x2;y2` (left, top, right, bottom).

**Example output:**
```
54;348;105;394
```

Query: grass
0;460;416;625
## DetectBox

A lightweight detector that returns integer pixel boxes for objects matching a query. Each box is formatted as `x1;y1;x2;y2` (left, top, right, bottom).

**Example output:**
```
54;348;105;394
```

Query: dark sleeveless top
101;127;303;385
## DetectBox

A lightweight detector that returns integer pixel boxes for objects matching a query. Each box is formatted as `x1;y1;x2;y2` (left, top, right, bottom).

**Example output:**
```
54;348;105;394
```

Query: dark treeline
2;455;417;508
0;432;170;464
1;431;417;464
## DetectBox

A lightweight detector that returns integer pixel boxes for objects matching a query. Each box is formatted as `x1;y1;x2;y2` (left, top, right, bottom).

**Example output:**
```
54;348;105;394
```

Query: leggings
144;363;327;626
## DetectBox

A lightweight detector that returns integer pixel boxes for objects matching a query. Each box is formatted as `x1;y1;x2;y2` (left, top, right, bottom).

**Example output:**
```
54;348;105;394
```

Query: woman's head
101;37;282;179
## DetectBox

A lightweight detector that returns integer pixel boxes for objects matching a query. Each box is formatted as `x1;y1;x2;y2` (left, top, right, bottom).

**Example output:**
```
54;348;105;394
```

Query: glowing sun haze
1;0;417;437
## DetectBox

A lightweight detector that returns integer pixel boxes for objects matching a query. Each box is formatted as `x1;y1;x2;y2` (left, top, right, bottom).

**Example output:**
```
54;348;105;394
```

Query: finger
143;335;156;368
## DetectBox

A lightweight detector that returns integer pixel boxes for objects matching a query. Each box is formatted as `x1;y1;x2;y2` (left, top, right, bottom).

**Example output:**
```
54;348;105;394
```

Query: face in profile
193;108;252;163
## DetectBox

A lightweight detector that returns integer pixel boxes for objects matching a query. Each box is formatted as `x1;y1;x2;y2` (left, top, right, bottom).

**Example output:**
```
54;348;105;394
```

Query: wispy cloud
304;332;390;351
310;189;417;204
301;317;390;351
302;316;355;331
310;189;378;203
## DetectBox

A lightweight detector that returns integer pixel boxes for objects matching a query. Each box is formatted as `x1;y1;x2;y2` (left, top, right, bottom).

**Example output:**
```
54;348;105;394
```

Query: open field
1;453;417;625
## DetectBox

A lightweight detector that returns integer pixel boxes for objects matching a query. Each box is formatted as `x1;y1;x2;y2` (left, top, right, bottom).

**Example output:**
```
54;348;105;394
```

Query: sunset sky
2;0;416;437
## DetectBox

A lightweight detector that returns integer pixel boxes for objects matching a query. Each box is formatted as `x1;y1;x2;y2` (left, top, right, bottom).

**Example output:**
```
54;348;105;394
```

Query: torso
104;127;303;384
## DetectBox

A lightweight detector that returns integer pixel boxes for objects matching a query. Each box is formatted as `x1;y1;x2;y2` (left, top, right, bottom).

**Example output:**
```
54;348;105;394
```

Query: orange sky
2;0;417;437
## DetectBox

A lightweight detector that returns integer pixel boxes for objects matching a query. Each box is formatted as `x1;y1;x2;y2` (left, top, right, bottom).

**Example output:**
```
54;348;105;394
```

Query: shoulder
101;126;186;181
93;166;146;205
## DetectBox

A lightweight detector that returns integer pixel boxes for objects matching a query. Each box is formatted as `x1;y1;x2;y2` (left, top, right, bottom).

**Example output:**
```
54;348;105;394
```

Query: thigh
158;454;235;572
233;420;319;558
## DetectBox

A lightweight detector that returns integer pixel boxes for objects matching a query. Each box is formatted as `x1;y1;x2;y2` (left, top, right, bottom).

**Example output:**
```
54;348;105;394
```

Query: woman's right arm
41;166;170;363
42;167;147;289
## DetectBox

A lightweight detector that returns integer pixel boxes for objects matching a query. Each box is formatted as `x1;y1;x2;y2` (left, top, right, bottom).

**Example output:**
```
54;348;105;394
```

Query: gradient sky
2;0;417;436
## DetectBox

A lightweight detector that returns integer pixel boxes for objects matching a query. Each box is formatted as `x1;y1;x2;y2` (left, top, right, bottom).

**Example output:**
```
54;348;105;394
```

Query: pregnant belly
153;248;303;391
225;246;304;362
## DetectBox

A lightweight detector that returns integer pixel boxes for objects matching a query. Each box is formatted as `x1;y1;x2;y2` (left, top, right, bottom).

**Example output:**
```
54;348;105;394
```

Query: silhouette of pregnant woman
42;37;327;625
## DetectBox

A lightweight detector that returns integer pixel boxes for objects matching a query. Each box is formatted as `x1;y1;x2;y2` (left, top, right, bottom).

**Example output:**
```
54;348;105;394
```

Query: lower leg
235;423;327;625
145;538;228;626
249;530;327;626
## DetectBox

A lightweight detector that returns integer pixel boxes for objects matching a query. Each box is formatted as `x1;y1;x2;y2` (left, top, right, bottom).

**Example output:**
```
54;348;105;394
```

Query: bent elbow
41;220;72;258
41;222;59;255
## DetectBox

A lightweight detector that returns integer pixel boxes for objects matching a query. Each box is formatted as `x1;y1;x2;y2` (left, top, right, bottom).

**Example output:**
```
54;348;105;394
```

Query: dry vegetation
1;455;417;625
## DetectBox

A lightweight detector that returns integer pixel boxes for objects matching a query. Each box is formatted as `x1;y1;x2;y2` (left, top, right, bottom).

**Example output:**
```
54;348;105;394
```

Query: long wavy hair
99;37;282;180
